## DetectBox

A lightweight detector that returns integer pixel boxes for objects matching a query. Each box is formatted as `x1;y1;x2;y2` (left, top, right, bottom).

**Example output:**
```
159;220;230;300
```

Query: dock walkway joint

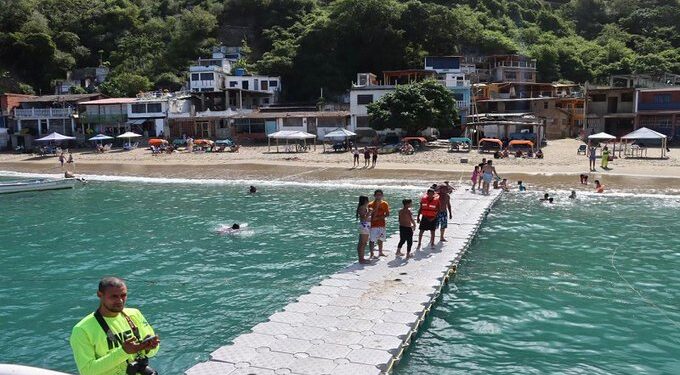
186;189;502;375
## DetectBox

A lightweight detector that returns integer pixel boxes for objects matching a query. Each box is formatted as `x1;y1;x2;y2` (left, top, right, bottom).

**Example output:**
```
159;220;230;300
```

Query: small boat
0;178;76;194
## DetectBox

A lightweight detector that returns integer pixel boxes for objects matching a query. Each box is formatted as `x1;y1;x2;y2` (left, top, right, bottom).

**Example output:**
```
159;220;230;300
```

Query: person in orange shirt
368;189;389;258
417;188;440;249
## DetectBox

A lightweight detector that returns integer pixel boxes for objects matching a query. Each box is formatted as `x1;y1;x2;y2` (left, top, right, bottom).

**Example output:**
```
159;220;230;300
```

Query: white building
127;92;192;137
349;73;395;130
188;46;281;107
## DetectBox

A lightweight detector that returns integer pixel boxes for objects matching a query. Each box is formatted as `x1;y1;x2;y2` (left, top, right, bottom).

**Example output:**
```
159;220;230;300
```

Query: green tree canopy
367;80;458;136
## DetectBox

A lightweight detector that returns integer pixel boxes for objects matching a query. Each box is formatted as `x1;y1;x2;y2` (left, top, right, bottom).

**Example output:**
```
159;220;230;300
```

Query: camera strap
94;309;141;346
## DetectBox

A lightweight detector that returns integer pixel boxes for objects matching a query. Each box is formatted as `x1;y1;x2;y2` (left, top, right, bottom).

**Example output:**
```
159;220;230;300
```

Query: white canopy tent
621;127;668;159
322;128;357;152
268;130;317;152
587;131;618;158
36;132;76;142
587;132;616;141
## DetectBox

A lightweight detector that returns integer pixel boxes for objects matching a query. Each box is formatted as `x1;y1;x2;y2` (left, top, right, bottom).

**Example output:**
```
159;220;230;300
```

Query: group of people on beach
352;147;379;168
355;183;453;263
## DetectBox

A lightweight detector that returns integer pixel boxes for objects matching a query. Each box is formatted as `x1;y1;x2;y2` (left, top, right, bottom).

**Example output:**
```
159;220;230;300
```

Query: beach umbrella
89;134;114;141
36;132;76;142
117;131;142;147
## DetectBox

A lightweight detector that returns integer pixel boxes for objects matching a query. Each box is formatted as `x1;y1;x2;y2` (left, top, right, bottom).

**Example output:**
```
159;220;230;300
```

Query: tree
368;80;458;136
100;73;151;97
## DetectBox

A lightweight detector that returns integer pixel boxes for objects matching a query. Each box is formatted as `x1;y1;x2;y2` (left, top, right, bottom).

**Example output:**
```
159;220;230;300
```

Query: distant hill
1;0;678;99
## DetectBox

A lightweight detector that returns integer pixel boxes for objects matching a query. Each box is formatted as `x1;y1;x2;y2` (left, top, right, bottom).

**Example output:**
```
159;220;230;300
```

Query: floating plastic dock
186;189;502;375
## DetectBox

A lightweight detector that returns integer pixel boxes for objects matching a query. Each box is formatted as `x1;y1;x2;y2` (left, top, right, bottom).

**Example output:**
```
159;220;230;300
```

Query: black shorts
419;216;437;231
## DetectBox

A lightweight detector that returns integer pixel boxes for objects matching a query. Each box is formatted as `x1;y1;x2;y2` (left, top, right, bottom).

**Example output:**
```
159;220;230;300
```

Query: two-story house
188;46;282;107
473;82;583;139
635;87;680;140
79;98;136;136
584;86;635;137
13;93;103;137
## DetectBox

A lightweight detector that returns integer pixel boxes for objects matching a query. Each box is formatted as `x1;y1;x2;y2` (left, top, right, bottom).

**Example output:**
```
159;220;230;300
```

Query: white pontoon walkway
186;189;502;375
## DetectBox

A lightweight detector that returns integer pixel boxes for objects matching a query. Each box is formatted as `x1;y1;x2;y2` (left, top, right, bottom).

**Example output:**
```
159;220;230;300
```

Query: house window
229;81;237;87
591;94;606;102
452;93;464;101
357;94;373;105
269;80;278;87
147;103;162;112
131;104;146;113
654;94;671;104
524;72;533;80
191;73;200;81
242;81;249;90
263;98;270;104
505;71;517;80
544;102;549;109
621;92;633;102
200;73;213;80
261;81;268;91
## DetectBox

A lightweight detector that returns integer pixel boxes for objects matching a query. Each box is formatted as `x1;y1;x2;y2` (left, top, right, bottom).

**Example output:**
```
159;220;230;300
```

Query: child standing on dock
356;196;371;264
396;199;416;258
470;166;479;192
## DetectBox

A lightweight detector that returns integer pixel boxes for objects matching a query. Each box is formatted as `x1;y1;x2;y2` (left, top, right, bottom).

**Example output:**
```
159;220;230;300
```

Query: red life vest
420;194;440;219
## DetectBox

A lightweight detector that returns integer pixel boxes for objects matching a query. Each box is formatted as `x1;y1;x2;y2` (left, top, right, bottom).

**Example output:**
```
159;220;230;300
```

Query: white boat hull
0;179;76;194
0;364;71;375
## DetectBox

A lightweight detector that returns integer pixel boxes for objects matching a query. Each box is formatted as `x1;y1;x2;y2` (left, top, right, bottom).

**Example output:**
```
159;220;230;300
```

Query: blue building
424;56;473;124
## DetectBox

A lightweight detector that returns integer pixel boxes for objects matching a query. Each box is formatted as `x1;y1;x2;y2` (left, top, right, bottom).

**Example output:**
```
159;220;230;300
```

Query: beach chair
577;144;587;155
102;143;112;152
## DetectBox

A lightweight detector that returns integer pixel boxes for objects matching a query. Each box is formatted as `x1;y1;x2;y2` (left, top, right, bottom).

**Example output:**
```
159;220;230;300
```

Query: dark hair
402;199;412;206
544;193;549;198
594;179;601;184
356;196;369;219
374;189;383;196
549;198;554;203
99;276;126;293
232;223;240;230
518;180;523;184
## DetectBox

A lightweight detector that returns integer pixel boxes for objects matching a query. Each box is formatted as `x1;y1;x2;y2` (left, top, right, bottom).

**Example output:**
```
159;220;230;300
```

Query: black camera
126;357;158;375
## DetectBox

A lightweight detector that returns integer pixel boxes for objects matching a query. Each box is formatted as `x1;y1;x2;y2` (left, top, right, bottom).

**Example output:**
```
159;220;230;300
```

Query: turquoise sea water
0;178;416;373
397;193;680;374
1;176;679;374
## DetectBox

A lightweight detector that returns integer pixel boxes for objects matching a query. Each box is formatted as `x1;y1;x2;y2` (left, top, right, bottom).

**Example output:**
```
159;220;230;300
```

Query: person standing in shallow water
355;196;371;264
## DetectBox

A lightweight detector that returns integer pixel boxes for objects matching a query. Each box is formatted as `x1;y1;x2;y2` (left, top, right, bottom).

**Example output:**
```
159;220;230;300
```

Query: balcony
638;102;680;111
14;108;74;119
80;113;128;124
456;100;469;110
493;61;536;69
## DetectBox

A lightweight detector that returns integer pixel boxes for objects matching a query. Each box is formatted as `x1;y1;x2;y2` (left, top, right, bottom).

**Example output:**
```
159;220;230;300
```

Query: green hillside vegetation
1;0;679;99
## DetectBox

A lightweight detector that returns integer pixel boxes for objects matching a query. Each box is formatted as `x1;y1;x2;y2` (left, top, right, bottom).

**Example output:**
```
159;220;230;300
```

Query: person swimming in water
218;223;241;235
569;190;576;199
249;186;257;194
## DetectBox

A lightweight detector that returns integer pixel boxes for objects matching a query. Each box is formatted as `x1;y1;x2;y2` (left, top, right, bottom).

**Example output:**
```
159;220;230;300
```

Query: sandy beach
1;139;679;192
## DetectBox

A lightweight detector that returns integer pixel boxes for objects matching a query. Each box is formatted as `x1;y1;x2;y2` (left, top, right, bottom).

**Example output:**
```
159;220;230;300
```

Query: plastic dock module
186;188;502;375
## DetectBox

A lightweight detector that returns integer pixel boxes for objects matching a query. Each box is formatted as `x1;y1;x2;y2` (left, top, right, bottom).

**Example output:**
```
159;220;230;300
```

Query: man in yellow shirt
70;277;160;375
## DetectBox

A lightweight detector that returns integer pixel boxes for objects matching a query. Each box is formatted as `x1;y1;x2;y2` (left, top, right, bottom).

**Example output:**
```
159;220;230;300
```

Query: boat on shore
0;178;76;194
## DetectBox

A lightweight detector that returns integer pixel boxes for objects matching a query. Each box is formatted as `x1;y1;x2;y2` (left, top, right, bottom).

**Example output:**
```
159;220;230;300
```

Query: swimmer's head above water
249;186;257;193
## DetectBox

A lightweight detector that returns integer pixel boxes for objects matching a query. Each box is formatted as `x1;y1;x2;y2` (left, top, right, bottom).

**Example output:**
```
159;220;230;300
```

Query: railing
638;102;680;111
14;108;73;118
80;113;128;124
494;61;536;68
456;101;469;110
